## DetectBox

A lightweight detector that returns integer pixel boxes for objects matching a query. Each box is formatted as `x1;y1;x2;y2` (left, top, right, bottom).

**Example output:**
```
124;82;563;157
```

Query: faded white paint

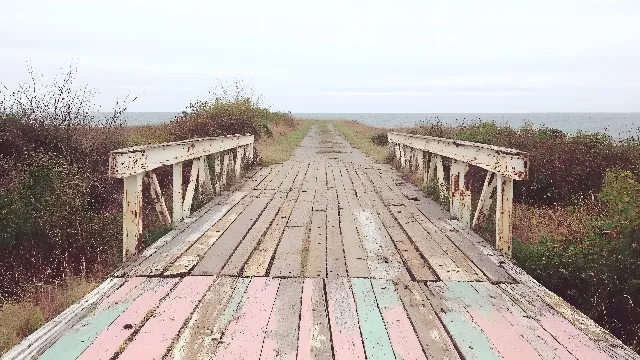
389;131;527;258
109;135;255;261
388;132;528;180
356;210;402;279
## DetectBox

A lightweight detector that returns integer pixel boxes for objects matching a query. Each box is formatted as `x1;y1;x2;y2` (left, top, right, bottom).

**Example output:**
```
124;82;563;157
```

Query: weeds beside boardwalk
334;119;640;353
332;120;389;162
256;120;316;165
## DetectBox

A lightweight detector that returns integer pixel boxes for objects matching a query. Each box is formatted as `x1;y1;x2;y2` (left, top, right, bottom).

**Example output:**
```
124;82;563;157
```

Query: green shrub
370;132;388;146
514;169;640;351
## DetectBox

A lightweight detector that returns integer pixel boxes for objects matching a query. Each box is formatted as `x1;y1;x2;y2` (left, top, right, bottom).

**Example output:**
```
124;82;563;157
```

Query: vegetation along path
5;124;639;360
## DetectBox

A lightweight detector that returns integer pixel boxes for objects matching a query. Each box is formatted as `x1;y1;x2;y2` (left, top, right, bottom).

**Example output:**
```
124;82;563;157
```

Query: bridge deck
8;125;637;360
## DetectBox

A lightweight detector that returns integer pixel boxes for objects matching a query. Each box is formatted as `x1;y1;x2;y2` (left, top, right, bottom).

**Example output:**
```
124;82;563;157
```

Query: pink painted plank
215;277;280;359
297;279;332;360
371;280;426;360
118;276;216;360
96;277;145;311
326;278;366;360
77;278;179;360
501;284;612;360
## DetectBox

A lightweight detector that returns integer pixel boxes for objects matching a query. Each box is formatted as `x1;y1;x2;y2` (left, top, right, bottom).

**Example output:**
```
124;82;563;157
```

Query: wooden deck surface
7;125;639;360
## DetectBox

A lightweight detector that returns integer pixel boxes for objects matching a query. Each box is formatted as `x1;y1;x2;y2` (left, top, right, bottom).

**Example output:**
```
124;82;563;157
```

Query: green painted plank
39;301;131;360
439;311;501;360
351;278;396;360
217;277;251;329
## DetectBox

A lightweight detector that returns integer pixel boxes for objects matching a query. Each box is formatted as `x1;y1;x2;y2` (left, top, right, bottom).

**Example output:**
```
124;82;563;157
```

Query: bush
0;67;126;299
169;80;287;141
514;170;640;351
370;132;388;146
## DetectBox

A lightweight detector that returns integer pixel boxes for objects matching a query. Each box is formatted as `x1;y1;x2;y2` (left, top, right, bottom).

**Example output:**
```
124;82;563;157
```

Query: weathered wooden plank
355;209;410;280
357;169;437;281
164;190;260;275
77;278;179;360
171;277;250;358
395;281;460;359
215;277;280;358
256;164;283;189
298;278;333;360
260;278;304;359
221;192;287;276
193;195;272;275
429;282;543;359
169;277;242;358
421;283;501;360
3;278;125;360
326;183;348;278
243;163;309;276
335;166;369;277
394;191;514;283
133;190;248;276
270;226;307;277
306;210;327;277
350;278;396;360
326;278;366;360
372;167;486;281
118;276;216;360
39;278;146;360
471;282;577;360
389;204;471;281
371;279;426;360
500;283;612;360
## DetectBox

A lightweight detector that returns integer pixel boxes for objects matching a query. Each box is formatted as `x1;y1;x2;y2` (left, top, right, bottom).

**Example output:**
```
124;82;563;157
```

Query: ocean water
114;112;640;138
296;113;640;138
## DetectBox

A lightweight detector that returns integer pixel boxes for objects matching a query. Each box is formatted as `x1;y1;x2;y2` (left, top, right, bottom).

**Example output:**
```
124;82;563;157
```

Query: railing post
173;163;183;224
496;175;514;257
122;173;143;260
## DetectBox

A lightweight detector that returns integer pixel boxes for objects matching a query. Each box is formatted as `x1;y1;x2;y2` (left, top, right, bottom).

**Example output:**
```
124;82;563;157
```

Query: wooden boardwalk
7;125;638;360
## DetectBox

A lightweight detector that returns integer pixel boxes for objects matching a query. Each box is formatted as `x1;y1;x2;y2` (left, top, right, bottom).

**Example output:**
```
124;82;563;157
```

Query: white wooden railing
387;132;529;257
109;135;254;261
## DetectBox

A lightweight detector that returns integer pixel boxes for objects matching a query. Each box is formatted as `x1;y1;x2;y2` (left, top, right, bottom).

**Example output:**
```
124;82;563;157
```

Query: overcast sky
1;0;639;112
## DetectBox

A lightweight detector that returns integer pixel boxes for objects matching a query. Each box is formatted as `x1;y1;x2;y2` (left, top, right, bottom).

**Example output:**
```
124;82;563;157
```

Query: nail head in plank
77;278;179;360
117;276;216;360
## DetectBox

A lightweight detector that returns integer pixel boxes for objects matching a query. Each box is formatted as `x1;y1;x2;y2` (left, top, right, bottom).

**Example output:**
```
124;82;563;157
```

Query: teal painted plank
39;301;131;360
217;277;251;329
422;283;501;360
351;278;396;360
440;311;501;360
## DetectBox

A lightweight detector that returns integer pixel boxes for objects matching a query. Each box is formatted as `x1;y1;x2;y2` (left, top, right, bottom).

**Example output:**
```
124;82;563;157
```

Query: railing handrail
387;132;528;180
388;132;529;257
108;134;255;261
109;134;254;178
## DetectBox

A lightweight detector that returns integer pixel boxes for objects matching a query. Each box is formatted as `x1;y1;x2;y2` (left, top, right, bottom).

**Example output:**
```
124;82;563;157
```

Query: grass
331;120;389;162
256;120;317;165
0;278;97;355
